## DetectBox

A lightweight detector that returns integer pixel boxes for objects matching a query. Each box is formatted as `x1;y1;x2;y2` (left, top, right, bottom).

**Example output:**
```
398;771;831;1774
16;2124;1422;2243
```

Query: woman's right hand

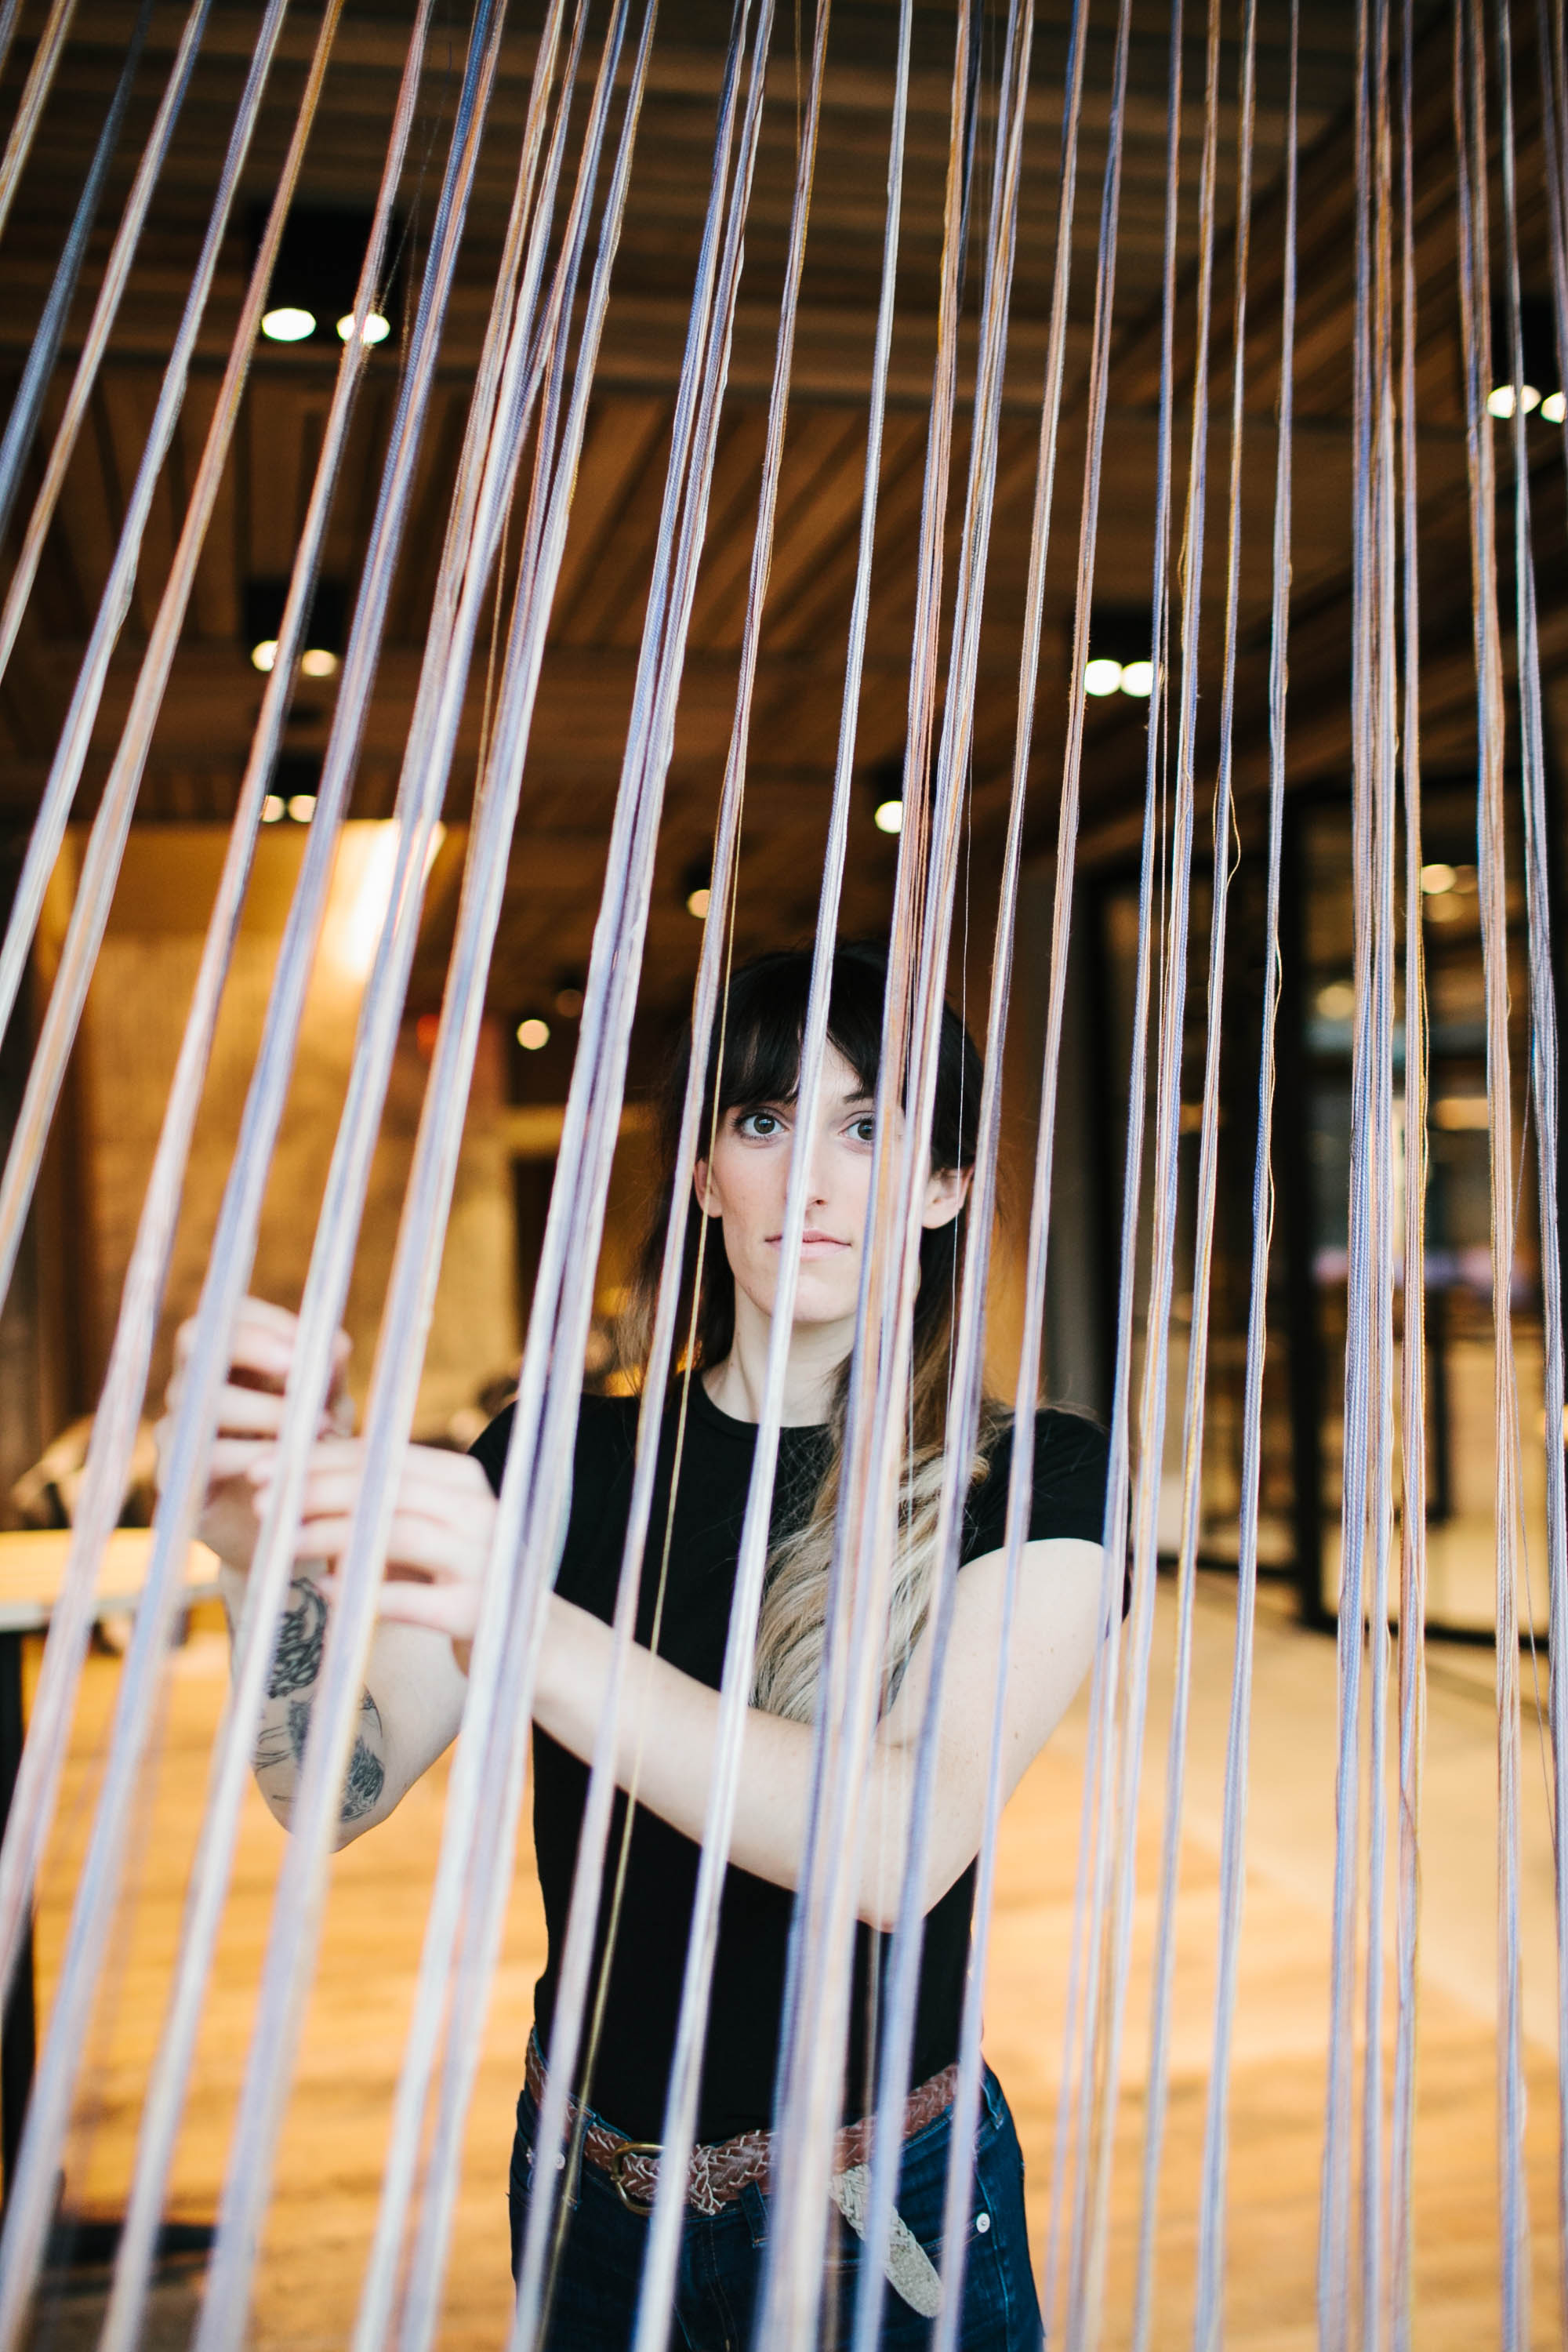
157;1297;353;1571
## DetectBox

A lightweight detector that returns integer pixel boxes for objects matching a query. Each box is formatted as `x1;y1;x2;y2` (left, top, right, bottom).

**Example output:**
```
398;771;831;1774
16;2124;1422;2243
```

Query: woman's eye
737;1109;779;1138
849;1116;876;1144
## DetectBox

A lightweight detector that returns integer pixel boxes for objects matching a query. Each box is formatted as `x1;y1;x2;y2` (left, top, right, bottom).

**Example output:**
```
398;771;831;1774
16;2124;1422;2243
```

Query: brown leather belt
524;2038;959;2221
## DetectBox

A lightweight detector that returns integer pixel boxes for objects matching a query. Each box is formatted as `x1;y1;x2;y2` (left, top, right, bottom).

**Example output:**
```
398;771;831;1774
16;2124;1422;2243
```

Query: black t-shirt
470;1379;1108;2144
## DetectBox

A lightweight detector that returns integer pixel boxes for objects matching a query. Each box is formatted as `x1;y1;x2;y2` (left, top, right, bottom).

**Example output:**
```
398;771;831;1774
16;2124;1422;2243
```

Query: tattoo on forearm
267;1580;327;1697
252;1683;385;1823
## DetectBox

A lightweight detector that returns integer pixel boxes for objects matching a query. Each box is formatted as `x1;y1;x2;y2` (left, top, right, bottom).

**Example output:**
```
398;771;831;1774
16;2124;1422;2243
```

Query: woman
178;943;1107;2349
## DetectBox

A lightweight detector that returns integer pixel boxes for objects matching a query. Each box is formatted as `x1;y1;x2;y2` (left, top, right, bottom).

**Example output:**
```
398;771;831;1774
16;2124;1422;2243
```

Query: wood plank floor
23;1570;1566;2347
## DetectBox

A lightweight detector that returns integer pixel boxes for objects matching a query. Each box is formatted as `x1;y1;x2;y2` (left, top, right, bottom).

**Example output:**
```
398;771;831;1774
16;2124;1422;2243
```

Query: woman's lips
767;1230;848;1250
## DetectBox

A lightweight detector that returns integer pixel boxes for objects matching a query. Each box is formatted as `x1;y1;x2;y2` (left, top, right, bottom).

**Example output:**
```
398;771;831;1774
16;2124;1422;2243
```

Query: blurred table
0;1527;220;2259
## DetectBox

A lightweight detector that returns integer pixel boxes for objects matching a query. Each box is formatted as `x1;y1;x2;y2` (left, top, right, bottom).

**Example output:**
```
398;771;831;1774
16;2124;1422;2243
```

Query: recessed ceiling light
299;647;339;679
251;639;279;673
1486;381;1540;419
517;1016;550;1051
873;798;903;835
1083;657;1123;697
261;306;316;343
1118;658;1153;698
336;310;390;346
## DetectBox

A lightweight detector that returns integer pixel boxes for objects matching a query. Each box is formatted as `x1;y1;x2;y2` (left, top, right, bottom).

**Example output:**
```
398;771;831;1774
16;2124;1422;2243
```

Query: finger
205;1438;275;1481
212;1384;289;1438
364;1579;479;1640
292;1513;487;1583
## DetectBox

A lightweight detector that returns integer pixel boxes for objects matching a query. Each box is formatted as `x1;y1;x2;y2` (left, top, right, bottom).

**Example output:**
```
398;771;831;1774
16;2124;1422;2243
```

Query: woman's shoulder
466;1389;641;1497
964;1403;1109;1558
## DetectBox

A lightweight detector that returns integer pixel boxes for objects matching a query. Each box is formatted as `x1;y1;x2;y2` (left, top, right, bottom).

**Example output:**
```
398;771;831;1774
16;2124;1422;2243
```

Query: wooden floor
23;1572;1566;2349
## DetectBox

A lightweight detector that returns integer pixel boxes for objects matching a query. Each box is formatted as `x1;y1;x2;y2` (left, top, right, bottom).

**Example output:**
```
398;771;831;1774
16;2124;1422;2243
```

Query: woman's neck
702;1291;850;1428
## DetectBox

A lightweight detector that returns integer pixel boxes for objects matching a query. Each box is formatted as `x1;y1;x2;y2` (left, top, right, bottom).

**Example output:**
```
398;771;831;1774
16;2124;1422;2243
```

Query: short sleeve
468;1402;514;1497
960;1408;1109;1564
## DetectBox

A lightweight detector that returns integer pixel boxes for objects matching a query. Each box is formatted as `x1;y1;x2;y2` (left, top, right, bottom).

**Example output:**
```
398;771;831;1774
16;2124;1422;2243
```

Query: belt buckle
607;2140;661;2216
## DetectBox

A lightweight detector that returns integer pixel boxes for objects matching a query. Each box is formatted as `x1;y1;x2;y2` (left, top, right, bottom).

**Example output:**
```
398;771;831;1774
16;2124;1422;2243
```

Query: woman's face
693;1042;968;1336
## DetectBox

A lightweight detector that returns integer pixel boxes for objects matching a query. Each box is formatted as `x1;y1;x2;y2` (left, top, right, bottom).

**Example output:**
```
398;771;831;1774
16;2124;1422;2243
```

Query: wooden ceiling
0;0;1562;1037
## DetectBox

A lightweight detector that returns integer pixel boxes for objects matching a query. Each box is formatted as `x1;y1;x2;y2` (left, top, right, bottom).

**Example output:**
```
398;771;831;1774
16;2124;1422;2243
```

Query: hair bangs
706;945;894;1127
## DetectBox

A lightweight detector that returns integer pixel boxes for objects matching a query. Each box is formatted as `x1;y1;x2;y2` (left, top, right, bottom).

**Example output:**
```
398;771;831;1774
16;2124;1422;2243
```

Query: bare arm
525;1537;1105;1931
165;1299;466;1846
323;1432;1107;1931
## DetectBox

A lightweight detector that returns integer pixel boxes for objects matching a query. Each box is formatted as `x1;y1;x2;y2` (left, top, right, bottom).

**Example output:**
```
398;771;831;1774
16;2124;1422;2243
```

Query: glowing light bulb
1316;980;1356;1021
261;795;285;823
1486;381;1540;419
686;885;711;920
299;647;339;679
1419;861;1457;895
1542;390;1566;425
251;639;279;673
261;306;316;343
1083;657;1123;697
516;1017;550;1051
287;793;317;823
873;798;903;835
1118;658;1153;698
336;311;390;346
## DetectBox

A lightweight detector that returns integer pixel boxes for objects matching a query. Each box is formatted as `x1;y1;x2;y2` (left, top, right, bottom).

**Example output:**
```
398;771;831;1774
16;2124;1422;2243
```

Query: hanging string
1532;0;1568;2313
755;12;1000;2336
826;0;1038;2332
1319;2;1385;2331
1454;2;1530;2335
1131;2;1258;2339
1497;0;1568;2320
0;0;152;548
0;0;245;1056
1044;0;1180;2329
1388;0;1429;2330
184;17;621;2347
1356;2;1401;2337
93;15;449;2349
0;0;532;2336
1191;8;1298;2346
1065;0;1226;2337
0;0;299;1282
506;6;833;2344
0;0;82;245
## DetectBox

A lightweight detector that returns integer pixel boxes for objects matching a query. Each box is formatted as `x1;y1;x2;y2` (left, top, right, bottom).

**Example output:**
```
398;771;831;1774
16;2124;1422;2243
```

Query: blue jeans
507;2064;1044;2350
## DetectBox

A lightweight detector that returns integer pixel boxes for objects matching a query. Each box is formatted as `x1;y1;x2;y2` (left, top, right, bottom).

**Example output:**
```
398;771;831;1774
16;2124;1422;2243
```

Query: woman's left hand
252;1438;496;1669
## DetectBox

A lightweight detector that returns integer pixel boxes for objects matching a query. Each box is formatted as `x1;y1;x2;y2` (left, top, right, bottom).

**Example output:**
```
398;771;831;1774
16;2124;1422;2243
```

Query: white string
1069;1;1226;2337
1388;0;1428;2333
757;12;988;2336
1317;7;1382;2332
1192;15;1298;2348
0;0;152;548
187;14;603;2343
1454;5;1530;2335
94;16;445;2345
845;0;1037;2321
0;0;238;1048
1496;0;1568;2324
1133;2;1258;2336
1530;0;1568;2311
1045;0;1179;2327
509;6;830;2343
0;0;82;246
0;0;538;2328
